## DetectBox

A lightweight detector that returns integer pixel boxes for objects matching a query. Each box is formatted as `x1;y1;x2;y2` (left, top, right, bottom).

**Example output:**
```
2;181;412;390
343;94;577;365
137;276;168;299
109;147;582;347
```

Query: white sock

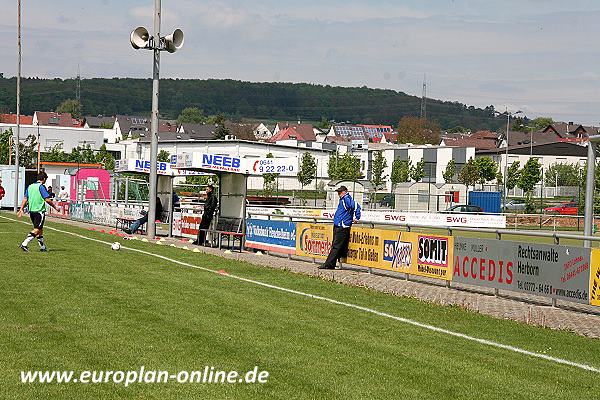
37;236;46;249
22;233;35;247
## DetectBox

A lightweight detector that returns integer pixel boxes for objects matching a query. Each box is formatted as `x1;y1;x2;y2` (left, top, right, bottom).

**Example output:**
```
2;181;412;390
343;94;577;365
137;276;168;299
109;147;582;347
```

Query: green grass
1;214;599;399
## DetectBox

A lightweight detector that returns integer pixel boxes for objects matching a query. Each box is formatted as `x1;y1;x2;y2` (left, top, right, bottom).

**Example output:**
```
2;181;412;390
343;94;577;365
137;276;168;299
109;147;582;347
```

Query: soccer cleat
20;245;29;252
40;248;48;252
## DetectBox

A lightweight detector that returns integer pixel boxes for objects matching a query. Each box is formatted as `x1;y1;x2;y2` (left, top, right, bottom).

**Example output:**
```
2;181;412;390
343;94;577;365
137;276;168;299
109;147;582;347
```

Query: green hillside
0;77;502;131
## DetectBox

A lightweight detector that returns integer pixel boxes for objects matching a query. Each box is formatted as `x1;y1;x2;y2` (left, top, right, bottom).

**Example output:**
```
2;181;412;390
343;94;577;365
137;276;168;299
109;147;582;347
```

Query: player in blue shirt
319;185;361;269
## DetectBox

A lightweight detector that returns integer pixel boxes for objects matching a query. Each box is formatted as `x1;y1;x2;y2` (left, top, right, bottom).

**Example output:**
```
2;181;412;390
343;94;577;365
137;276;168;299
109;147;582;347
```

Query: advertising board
452;237;591;304
246;219;297;254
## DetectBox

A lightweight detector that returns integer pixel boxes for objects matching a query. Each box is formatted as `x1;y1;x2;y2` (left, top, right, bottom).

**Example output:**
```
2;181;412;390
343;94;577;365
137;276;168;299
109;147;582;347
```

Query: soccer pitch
1;214;599;399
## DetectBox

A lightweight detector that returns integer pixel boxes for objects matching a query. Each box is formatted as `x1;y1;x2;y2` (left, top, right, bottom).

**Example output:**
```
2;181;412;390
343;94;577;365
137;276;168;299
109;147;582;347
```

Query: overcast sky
1;0;599;124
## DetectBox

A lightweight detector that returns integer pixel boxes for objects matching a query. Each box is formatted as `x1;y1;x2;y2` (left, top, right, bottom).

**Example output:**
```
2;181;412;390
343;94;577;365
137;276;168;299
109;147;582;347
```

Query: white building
476;141;588;175
0;123;105;152
356;143;476;191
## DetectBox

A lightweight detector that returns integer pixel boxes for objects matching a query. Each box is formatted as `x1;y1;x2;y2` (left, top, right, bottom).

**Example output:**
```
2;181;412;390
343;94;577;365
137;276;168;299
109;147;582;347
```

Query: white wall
0;123;105;152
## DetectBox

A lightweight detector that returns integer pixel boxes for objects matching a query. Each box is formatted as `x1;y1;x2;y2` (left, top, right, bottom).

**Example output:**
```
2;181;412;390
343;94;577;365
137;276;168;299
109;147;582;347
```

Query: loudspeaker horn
164;29;184;53
130;26;150;49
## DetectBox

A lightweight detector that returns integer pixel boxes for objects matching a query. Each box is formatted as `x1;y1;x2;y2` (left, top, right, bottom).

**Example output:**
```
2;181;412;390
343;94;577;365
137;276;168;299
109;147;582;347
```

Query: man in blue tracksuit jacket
320;185;362;270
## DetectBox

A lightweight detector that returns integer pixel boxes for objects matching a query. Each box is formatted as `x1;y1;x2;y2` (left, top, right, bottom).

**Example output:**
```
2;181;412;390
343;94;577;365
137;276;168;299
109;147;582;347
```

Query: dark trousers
323;226;351;268
197;214;213;245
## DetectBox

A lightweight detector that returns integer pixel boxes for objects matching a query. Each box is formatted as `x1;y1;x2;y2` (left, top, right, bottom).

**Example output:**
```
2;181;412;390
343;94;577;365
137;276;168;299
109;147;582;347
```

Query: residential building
477;141;588;176
33;112;85;128
358;124;393;142
269;124;316;142
84;115;119;144
441;130;500;150
252;123;272;141
0;122;105;152
114;115;177;140
0;113;34;125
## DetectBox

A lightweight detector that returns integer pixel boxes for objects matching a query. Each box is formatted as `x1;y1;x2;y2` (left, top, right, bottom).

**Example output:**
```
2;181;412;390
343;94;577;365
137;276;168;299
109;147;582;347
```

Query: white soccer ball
111;242;121;251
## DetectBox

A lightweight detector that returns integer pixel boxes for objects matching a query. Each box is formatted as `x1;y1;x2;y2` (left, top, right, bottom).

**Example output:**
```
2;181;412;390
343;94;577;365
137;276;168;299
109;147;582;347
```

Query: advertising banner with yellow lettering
590;249;600;307
295;223;453;280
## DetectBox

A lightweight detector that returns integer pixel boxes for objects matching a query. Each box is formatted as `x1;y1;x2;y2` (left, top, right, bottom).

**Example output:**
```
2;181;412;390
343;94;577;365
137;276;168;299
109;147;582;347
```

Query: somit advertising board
452;237;591;304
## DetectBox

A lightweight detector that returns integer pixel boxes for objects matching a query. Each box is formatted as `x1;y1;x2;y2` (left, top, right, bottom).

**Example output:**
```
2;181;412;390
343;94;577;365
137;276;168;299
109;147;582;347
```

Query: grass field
1;213;599;399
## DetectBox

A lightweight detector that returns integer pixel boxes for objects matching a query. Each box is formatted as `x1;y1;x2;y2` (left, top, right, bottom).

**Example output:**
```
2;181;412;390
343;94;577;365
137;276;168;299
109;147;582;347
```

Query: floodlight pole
583;135;600;247
14;0;21;212
147;0;161;239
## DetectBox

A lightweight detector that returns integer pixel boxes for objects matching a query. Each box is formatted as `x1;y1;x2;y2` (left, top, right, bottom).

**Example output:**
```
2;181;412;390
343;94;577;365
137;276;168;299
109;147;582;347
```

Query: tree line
0;77;504;132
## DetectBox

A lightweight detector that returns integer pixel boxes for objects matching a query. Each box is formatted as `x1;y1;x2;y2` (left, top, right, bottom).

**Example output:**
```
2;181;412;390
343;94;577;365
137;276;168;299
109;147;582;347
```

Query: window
45;139;63;151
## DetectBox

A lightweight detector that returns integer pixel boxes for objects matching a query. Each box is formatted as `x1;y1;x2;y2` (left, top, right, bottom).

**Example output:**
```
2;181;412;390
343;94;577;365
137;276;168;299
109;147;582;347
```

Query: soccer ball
111;242;121;251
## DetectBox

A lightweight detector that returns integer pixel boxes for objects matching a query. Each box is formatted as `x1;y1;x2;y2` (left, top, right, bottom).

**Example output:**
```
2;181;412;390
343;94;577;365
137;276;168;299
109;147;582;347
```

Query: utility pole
420;74;427;120
76;64;81;104
14;0;21;212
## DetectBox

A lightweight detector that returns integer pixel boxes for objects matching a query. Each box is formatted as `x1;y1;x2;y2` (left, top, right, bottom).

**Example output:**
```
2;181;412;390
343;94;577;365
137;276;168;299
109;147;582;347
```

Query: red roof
270;124;316;142
383;132;397;144
442;136;498;150
35;112;85;128
0;114;33;125
471;130;498;140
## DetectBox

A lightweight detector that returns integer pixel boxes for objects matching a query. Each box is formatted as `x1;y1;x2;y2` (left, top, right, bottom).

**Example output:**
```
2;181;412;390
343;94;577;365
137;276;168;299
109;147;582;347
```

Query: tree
579;161;600;214
95;144;115;171
397;116;441;145
157;150;171;163
262;152;278;197
448;126;467;134
213;113;229;139
443;159;456;183
328;152;361;181
517;158;542;193
177;107;206;124
67;147;81;163
495;170;503;186
526;117;553;132
297;152;317;188
56;99;82;119
328;151;340;179
391;159;411;185
370;151;388;191
458;158;478;189
473;156;498;184
319;116;331;131
517;158;542;213
18;135;38;168
0;128;12;165
410;158;425;182
544;162;580;187
41;143;66;162
506;161;521;190
81;145;96;163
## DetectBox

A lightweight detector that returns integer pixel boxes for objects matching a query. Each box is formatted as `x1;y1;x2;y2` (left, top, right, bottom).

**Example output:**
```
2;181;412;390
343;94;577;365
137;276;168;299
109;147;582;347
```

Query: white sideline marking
3;214;599;374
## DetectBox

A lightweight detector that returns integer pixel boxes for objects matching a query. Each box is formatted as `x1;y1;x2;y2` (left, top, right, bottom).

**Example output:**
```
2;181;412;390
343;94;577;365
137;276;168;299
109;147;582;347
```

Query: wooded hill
0;77;503;131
